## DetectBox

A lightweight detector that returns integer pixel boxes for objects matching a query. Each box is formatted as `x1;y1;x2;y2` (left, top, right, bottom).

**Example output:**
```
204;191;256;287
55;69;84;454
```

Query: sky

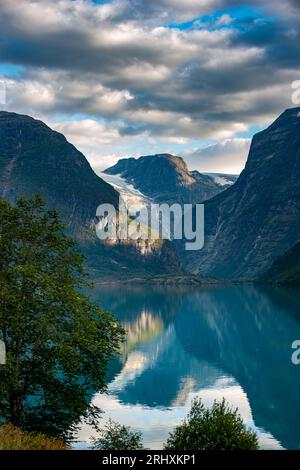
0;0;299;175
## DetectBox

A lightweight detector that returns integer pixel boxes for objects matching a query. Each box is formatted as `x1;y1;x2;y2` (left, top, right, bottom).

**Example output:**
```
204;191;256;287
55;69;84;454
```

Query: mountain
104;154;233;204
95;285;300;449
184;107;300;280
0;111;182;279
260;241;300;285
0;111;119;231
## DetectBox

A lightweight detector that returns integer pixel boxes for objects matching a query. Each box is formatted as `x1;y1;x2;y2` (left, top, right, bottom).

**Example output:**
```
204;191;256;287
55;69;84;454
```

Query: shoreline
91;274;249;287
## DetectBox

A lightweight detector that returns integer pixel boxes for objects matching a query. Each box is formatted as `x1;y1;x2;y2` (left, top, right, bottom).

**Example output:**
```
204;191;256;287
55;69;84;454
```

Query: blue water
77;285;300;450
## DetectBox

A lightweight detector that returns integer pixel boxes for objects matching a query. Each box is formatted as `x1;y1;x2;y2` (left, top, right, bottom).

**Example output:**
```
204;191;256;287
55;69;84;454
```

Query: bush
91;419;145;450
0;425;66;450
164;398;259;450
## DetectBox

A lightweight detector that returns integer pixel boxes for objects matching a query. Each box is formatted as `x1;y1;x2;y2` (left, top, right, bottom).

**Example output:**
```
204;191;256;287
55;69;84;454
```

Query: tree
91;419;145;450
164;398;259;450
0;196;124;439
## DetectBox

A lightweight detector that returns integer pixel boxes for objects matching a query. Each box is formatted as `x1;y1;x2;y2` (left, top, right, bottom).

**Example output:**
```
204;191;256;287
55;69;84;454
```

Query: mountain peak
185;107;300;280
0;110;58;132
0;111;183;279
104;153;233;204
280;106;300;118
105;153;192;186
243;106;300;175
268;106;300;129
0;110;119;227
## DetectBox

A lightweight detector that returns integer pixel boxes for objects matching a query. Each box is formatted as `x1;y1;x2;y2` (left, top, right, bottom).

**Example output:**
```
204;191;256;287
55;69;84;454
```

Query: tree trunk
9;396;23;427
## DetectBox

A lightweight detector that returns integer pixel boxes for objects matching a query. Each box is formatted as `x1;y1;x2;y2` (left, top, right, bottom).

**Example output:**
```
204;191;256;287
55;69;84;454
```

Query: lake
77;285;300;450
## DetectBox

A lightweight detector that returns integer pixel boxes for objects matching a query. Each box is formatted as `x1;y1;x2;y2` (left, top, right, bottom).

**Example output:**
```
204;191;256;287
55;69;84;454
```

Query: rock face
105;153;228;204
184;108;300;280
0;111;182;279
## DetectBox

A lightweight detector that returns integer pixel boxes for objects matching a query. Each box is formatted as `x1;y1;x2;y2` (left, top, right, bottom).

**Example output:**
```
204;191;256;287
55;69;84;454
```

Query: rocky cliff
184;108;300;280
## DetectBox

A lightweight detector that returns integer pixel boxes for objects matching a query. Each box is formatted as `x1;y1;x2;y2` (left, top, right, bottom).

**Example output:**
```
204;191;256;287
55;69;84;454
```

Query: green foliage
0;424;66;450
261;241;300;285
164;398;259;450
0;196;124;439
91;419;145;450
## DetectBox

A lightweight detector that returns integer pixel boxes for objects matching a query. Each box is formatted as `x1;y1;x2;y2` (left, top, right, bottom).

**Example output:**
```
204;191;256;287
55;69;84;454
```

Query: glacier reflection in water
77;285;300;450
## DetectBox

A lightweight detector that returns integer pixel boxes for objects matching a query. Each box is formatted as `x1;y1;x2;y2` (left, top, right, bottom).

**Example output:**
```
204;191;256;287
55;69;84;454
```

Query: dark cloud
0;0;299;161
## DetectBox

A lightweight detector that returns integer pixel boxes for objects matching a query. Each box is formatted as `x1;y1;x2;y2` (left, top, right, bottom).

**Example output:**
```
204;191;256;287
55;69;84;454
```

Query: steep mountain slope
260;241;300;285
104;154;230;204
0;111;119;232
0;111;181;279
184;107;300;280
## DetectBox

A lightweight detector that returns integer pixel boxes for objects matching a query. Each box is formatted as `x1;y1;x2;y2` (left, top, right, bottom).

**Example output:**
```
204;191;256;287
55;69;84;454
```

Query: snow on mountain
99;171;150;216
204;173;239;187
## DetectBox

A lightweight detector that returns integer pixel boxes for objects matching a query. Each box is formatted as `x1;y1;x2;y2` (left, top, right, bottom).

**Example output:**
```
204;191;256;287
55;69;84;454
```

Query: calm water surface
77;285;300;450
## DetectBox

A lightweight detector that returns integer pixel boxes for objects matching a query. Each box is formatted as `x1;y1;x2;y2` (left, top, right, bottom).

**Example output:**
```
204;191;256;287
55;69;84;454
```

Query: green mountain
0;111;181;280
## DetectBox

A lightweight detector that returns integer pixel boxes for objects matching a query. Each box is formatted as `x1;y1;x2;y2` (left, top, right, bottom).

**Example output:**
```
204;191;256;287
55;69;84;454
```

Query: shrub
164;398;259;450
91;419;145;450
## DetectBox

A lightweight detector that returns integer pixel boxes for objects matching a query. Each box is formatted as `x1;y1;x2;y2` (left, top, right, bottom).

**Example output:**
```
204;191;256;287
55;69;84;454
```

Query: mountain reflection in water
77;285;300;450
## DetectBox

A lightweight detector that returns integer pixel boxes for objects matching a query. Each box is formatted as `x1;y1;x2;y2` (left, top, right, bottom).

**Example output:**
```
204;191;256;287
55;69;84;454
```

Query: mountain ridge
2;108;300;282
184;107;300;280
0;110;119;231
0;111;182;279
104;153;234;204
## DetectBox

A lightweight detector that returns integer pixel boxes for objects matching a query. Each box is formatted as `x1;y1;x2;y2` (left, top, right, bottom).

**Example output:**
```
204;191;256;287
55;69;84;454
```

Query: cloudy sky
0;0;299;174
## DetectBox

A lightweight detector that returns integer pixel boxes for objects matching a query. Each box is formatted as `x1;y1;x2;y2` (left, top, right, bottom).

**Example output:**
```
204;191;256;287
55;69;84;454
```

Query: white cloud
3;71;134;117
53;119;120;146
0;0;299;174
49;118;149;173
183;138;251;174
